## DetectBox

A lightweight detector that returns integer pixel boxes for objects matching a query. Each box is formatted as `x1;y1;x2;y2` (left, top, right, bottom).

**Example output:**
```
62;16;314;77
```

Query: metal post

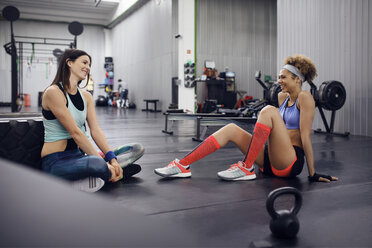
164;113;168;132
317;106;330;133
10;21;18;112
196;117;201;141
19;42;23;110
330;110;336;133
162;113;173;135
192;117;202;142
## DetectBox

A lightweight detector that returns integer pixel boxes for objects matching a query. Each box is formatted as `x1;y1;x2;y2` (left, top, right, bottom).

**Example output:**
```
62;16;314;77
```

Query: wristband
104;151;117;162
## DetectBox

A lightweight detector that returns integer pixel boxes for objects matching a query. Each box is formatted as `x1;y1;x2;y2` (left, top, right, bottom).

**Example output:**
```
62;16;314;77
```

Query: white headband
283;64;305;82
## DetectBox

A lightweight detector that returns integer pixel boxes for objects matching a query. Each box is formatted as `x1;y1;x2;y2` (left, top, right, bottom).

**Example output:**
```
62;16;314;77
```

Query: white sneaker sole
72;177;105;193
232;174;256;181
154;169;191;178
170;172;192;178
218;173;256;181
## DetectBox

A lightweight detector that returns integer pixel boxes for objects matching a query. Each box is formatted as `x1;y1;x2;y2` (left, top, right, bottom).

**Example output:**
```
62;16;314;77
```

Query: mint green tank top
43;86;87;142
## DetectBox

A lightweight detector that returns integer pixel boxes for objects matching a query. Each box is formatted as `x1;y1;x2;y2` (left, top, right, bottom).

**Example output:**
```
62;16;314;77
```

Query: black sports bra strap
42;84;68;120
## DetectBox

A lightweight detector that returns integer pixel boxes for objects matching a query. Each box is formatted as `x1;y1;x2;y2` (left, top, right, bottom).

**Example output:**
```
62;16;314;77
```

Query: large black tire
0;118;44;170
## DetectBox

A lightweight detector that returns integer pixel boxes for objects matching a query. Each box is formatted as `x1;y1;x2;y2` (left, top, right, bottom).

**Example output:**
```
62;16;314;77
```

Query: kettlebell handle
266;187;302;219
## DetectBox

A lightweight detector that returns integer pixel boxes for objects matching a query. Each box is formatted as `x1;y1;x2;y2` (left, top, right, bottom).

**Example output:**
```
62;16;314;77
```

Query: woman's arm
83;91;123;176
83;91;111;154
298;91;315;176
299;91;338;182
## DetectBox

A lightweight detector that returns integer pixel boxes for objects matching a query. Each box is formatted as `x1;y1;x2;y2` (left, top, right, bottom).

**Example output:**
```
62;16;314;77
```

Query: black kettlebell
266;187;302;238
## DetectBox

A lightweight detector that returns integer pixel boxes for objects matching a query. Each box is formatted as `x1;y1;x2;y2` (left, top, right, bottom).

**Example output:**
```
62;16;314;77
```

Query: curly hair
283;54;317;82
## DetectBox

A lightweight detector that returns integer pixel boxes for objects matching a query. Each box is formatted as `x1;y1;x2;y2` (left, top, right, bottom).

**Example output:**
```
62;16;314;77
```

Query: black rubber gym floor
1;107;372;247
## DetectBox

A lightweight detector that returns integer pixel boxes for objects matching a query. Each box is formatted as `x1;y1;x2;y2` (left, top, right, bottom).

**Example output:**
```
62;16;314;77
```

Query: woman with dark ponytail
155;54;338;183
41;49;143;192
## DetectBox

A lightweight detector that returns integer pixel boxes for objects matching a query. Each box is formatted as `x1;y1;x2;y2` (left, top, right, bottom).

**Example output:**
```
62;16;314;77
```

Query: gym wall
196;0;277;102
0;20;106;107
109;0;173;111
277;0;372;136
109;0;276;111
0;20;11;105
171;0;179;79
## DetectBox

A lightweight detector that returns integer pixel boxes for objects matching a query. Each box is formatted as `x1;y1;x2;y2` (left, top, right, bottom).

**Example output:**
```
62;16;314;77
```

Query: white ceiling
0;0;120;26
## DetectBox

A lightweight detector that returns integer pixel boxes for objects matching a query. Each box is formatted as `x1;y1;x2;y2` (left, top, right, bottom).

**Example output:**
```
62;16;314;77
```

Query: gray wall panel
278;0;372;136
0;20;11;104
369;0;372;136
196;0;277;102
172;0;178;78
110;0;172;110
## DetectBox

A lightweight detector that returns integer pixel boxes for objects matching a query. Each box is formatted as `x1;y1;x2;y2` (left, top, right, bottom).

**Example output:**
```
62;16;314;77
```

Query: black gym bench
142;99;161;112
162;112;257;141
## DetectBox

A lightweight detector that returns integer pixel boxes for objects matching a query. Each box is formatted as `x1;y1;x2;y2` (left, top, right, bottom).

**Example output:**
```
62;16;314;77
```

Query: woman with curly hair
155;54;338;183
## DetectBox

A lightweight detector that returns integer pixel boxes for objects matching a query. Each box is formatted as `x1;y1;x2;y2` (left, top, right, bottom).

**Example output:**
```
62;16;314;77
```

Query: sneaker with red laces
217;161;256;181
154;159;191;178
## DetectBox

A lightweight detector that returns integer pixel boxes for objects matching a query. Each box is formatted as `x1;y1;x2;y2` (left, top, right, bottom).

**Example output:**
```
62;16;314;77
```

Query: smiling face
68;55;91;81
278;69;300;93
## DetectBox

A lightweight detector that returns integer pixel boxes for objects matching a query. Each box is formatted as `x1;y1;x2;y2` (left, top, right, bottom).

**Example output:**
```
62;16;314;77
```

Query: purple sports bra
279;97;300;130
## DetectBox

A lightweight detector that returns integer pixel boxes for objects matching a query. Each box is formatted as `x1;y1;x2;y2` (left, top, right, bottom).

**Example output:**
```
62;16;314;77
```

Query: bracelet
104;151;117;162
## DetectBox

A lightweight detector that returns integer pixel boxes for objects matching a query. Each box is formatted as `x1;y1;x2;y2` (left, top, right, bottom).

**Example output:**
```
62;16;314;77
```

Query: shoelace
228;164;239;171
228;161;249;171
166;161;176;168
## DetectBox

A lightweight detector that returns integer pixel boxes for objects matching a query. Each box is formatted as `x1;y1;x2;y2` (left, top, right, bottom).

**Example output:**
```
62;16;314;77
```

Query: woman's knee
86;156;109;174
220;123;245;138
259;105;278;116
257;105;280;125
222;123;250;142
223;123;241;133
215;123;238;137
214;123;243;146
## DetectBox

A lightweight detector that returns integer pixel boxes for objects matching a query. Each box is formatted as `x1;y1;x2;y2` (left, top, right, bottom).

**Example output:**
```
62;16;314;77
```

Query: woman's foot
123;163;141;179
217;161;256;181
154;159;191;178
115;143;145;167
71;177;105;193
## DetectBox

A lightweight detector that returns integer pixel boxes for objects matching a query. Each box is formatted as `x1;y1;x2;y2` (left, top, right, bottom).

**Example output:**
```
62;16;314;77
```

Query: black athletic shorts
261;144;305;178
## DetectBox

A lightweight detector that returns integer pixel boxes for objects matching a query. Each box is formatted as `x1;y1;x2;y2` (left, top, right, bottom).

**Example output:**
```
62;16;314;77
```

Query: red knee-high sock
179;135;221;166
243;122;271;168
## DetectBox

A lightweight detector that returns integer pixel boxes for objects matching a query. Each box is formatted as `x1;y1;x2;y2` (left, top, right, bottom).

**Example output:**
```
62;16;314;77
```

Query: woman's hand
308;172;339;183
110;159;123;177
107;162;123;182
